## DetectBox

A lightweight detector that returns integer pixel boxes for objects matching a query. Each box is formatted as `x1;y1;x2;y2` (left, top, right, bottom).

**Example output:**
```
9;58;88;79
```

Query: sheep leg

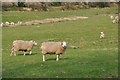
10;51;13;56
24;52;26;56
14;52;16;56
29;51;32;55
43;55;45;62
10;47;14;56
56;54;60;61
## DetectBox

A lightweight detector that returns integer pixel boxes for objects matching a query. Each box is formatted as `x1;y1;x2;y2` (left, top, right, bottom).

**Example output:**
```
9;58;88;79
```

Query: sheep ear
61;42;63;45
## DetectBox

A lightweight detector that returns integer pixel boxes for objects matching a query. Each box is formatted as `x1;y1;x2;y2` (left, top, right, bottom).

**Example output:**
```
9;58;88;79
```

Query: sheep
0;22;3;27
114;16;119;23
10;22;14;25
41;41;67;61
110;15;114;20
5;21;9;25
112;19;116;24
100;32;104;39
18;21;22;24
10;40;37;56
114;13;120;23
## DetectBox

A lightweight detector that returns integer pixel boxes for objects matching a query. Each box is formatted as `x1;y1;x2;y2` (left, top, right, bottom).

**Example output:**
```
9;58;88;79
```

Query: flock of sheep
110;13;120;24
0;16;88;27
0;21;22;27
7;13;119;62
1;13;119;27
10;32;105;62
10;40;67;62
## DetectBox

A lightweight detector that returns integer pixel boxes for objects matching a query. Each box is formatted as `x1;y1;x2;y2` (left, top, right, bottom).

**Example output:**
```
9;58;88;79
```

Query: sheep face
31;40;37;46
61;42;67;49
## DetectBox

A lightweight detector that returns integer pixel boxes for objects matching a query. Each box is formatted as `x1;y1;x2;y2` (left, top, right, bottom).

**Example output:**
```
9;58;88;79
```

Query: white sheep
100;32;104;39
41;41;67;61
115;16;119;23
112;19;116;24
0;22;3;27
10;22;14;25
10;40;37;56
5;21;9;25
112;16;119;24
18;21;22;24
110;15;114;20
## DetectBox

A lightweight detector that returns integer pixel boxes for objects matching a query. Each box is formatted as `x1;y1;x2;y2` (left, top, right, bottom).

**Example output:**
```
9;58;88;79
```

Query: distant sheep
112;19;116;24
41;42;67;61
114;16;119;23
110;15;114;20
5;21;9;25
100;32;104;39
10;40;37;56
112;14;120;24
10;22;14;25
18;21;22;24
0;22;3;27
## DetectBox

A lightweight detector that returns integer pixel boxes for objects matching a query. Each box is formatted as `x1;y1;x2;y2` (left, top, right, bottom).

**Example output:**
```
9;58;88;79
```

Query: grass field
2;7;118;78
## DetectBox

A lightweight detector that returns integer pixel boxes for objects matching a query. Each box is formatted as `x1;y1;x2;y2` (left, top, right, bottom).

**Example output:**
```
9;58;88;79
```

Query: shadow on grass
17;52;38;56
46;57;70;61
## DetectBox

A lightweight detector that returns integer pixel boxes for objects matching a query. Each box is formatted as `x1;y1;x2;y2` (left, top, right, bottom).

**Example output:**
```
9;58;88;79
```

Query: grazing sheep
0;22;3;27
10;22;14;25
100;32;104;39
10;40;37;56
5;21;9;25
111;14;120;24
112;19;116;24
114;16;119;23
41;41;67;61
18;21;22;24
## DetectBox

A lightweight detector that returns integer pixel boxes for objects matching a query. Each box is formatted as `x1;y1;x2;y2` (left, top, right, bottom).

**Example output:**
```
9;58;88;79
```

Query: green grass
2;8;118;78
2;7;117;22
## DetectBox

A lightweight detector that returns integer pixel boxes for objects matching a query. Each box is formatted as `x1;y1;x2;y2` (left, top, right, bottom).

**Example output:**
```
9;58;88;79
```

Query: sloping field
2;8;118;78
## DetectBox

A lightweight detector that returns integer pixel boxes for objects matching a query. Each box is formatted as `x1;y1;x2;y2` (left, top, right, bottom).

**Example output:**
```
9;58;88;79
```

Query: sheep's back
41;42;63;54
13;40;33;50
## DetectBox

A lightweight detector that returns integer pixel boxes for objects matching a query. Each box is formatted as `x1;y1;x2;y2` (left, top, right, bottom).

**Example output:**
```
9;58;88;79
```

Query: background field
2;7;118;78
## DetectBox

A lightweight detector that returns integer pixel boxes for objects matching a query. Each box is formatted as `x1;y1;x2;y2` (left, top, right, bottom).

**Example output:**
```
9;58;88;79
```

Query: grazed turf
2;7;118;78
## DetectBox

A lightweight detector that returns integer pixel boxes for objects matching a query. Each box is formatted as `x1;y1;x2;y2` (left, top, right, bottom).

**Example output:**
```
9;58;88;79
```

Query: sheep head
30;40;37;46
61;41;67;49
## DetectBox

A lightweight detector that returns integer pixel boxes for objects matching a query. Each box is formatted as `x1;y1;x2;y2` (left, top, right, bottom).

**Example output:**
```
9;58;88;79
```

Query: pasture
2;7;118;78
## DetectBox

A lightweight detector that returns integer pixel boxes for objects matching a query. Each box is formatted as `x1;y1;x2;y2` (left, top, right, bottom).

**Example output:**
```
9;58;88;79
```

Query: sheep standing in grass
112;14;120;24
112;19;116;24
5;21;9;25
10;22;14;25
0;22;3;27
100;32;104;39
10;40;37;56
18;21;22;25
41;42;67;61
114;16;119;23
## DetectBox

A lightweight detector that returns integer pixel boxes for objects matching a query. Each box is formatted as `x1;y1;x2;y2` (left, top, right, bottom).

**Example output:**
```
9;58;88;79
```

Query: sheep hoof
56;59;59;61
